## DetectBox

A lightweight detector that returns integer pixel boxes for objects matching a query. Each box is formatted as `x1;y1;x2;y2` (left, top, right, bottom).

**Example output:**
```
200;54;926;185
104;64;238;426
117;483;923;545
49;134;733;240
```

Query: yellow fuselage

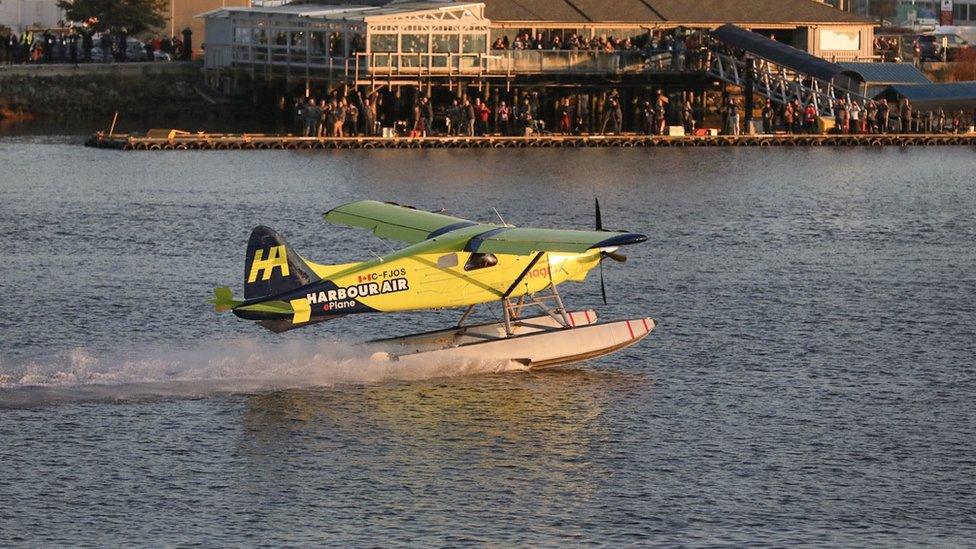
304;249;601;314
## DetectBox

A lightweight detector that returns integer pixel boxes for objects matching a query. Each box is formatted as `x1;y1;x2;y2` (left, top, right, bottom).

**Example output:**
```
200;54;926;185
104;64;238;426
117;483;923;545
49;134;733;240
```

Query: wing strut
501;251;546;299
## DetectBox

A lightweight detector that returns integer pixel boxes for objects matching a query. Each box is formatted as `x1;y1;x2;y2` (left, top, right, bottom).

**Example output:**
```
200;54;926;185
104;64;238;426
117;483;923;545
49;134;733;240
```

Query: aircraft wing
468;228;648;255
324;200;479;244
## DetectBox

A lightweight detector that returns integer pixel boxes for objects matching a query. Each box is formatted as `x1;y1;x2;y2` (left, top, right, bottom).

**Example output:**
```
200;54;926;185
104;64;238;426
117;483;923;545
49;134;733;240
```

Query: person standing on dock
557;99;571;134
333;100;346;138
497;101;511;136
303;98;320;137
729;99;740;136
866;101;878;133
320;99;332;137
900;99;913;133
447;99;461;136
475;99;490;136
761;100;774;135
803;103;816;134
850;101;862;134
784;102;795;135
347;101;359;137
463;99;475;136
877;99;890;134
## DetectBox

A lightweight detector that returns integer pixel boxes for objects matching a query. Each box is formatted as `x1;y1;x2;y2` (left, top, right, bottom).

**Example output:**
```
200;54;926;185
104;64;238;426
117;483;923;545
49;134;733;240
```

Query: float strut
457;304;476;328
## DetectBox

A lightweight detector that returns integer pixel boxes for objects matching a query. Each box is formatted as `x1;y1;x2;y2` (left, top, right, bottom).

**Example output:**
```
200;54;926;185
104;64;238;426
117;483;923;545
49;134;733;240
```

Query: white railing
220;46;692;78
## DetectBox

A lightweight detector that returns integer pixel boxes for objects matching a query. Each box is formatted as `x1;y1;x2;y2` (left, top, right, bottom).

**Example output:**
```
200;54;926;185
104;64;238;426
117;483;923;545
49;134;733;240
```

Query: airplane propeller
595;198;629;305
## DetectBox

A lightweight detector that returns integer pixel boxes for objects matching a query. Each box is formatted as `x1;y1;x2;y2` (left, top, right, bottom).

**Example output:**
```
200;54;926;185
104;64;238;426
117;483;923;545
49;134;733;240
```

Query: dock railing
348;50;681;79
221;45;692;80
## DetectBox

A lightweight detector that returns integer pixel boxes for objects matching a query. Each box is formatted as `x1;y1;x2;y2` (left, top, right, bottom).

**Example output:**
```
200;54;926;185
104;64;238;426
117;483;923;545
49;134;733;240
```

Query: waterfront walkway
86;132;976;150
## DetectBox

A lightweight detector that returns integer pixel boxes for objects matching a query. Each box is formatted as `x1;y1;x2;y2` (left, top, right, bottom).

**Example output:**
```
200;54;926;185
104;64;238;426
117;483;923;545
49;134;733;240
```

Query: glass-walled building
202;2;491;76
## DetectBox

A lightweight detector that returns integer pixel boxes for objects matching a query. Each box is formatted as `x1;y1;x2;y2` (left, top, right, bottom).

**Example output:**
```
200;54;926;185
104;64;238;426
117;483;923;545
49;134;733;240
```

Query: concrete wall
0;0;64;34
0;61;214;117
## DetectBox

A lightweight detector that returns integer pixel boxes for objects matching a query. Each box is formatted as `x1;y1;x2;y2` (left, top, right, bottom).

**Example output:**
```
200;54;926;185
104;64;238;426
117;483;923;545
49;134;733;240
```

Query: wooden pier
85;132;976;151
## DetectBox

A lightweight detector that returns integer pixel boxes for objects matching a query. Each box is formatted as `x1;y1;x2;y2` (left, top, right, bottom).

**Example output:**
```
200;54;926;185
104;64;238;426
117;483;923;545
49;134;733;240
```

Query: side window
437;253;459;269
464;253;498;271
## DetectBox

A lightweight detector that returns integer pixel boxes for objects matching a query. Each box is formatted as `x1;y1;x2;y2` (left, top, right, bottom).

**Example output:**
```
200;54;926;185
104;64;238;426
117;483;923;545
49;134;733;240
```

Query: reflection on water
235;370;652;543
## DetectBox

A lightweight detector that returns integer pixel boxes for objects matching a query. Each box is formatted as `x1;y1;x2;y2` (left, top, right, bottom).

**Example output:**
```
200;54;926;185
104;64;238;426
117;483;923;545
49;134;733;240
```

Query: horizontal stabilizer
210;287;243;313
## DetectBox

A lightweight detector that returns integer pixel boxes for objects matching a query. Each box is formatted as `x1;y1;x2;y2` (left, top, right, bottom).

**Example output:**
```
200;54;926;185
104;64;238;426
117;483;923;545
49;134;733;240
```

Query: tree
868;0;898;20
56;0;168;34
949;48;976;82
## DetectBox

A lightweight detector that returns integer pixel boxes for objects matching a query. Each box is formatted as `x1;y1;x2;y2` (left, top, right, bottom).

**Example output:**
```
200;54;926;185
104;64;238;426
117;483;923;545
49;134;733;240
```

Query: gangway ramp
708;24;870;115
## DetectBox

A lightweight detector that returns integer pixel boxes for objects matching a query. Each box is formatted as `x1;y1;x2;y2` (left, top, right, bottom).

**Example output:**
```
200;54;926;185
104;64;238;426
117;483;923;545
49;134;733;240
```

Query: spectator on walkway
784;102;795;134
475;98;490;135
900;98;912;133
496;100;511;135
761;100;774;134
446;99;461;135
865;100;877;133
346;100;359;136
463;98;475;136
803;103;817;134
303;98;320;137
877;99;890;134
729;98;740;136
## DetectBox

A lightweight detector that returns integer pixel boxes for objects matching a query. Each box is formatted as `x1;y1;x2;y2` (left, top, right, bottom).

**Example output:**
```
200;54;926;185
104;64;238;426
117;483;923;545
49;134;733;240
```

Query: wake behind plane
212;200;655;368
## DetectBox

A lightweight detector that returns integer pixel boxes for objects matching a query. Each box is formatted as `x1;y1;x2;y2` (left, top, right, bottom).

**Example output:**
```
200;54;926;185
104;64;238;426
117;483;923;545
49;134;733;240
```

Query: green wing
323;200;648;255
468;228;648;255
323;200;478;244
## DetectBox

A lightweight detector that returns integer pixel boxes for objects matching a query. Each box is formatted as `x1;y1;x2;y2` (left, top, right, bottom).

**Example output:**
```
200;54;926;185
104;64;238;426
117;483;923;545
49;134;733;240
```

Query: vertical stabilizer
244;226;320;300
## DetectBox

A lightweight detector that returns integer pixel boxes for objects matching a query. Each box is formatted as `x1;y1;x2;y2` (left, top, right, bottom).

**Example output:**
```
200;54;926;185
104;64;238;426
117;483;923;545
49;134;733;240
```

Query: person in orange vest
804;103;817;134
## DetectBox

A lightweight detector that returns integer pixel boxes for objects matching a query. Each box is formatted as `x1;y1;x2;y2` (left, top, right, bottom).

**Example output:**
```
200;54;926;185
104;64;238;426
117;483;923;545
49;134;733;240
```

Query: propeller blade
595;197;603;231
599;257;608;305
604;251;628;263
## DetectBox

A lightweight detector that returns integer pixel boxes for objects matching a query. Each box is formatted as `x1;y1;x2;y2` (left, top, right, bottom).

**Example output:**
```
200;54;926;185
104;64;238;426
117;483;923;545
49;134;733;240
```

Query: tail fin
244;226;320;300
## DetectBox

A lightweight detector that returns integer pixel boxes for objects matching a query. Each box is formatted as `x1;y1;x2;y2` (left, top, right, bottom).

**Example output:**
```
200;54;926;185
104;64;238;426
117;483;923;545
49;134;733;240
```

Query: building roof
838;62;930;85
482;0;871;24
876;82;976;103
205;1;482;22
712;24;863;85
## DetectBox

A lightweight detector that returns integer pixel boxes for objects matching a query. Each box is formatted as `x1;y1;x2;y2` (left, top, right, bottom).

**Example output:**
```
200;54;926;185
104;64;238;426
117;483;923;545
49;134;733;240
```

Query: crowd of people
290;88;704;138
753;97;976;135
0;28;192;64
294;91;375;137
490;29;709;72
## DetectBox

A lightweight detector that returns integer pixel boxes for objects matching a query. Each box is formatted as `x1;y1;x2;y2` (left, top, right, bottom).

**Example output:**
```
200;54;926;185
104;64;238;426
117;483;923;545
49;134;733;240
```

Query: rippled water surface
1;138;975;545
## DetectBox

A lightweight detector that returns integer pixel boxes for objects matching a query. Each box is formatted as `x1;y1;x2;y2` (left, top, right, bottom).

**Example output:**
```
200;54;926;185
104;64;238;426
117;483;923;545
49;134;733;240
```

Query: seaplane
211;200;655;369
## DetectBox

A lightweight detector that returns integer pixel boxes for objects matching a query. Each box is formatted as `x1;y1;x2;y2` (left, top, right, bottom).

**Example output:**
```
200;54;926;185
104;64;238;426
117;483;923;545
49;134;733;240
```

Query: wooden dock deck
85;132;976;151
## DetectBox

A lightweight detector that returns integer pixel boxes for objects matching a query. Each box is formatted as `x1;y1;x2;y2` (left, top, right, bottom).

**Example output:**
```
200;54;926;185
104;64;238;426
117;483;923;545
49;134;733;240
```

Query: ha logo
247;245;290;282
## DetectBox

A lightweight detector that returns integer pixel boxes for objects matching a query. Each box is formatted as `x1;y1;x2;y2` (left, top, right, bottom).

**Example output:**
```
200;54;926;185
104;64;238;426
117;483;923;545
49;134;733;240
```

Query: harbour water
1;137;975;545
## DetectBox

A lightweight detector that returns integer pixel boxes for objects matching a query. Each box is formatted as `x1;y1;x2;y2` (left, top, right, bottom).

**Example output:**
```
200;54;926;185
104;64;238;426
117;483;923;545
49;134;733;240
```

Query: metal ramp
707;24;870;115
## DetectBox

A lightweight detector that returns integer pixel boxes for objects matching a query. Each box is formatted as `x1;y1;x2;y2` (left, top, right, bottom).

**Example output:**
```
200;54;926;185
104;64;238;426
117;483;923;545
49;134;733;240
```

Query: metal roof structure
711;23;863;86
201;1;484;22
837;62;930;85
874;82;976;110
481;0;870;24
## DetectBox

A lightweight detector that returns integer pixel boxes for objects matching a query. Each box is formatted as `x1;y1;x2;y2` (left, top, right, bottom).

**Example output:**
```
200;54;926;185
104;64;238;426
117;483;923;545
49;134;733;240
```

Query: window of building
462;33;486;54
401;33;429;53
370;33;397;52
432;34;459;54
234;27;250;45
819;29;860;51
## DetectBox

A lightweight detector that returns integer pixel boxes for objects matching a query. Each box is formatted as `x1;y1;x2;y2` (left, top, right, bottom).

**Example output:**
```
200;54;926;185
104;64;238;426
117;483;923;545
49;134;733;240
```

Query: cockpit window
464;253;498;271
